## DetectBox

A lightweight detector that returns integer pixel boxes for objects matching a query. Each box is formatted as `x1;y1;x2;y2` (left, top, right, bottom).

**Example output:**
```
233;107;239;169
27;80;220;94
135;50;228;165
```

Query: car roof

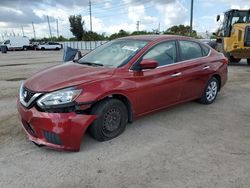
119;34;194;42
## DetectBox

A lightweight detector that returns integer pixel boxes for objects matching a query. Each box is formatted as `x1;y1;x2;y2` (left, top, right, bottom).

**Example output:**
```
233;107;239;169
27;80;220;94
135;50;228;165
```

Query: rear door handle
171;72;182;77
202;65;210;70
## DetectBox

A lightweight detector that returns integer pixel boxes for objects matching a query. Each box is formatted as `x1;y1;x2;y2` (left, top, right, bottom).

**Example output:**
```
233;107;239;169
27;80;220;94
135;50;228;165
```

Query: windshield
78;39;148;68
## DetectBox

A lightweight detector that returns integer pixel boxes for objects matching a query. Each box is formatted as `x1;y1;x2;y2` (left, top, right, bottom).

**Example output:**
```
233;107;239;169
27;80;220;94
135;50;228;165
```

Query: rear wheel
89;99;128;141
199;77;219;105
247;59;250;66
41;47;45;50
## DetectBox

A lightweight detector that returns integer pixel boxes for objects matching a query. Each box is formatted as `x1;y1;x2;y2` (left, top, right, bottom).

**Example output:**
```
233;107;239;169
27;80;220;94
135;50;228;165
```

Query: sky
0;0;250;40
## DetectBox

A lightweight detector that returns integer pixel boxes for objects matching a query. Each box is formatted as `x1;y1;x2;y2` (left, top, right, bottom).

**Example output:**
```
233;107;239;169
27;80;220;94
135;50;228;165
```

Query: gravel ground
0;51;250;188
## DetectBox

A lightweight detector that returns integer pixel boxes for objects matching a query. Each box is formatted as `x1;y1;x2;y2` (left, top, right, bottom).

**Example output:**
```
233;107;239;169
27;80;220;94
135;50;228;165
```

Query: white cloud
155;0;188;28
128;5;158;24
1;0;250;40
231;4;250;9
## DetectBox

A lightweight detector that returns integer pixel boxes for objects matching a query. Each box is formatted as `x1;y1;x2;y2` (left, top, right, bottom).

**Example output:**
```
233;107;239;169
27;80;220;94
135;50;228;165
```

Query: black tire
55;47;59;50
23;46;28;51
89;99;128;141
41;47;45;50
247;59;250;66
199;77;219;105
229;56;241;63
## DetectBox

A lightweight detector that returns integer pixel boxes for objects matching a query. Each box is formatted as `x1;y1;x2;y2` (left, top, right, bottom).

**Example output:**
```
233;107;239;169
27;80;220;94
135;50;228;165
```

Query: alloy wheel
206;81;218;102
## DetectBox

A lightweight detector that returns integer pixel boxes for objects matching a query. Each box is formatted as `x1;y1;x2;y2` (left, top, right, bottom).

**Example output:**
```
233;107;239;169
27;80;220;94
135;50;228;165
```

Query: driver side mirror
139;59;158;70
216;15;220;22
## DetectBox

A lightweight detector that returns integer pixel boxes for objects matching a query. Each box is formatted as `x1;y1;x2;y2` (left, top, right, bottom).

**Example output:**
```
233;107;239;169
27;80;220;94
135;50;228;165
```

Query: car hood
24;62;114;92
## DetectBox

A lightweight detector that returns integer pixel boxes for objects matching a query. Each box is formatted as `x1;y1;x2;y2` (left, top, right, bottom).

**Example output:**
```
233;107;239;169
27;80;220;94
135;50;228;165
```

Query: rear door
177;40;212;101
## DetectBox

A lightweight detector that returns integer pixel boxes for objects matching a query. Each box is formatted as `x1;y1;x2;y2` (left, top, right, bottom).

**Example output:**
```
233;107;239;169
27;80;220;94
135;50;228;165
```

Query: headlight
19;83;24;102
37;87;82;107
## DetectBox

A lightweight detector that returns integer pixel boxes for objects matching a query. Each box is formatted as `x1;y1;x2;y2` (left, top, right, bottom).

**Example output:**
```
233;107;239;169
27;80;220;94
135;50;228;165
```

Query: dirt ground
0;51;250;188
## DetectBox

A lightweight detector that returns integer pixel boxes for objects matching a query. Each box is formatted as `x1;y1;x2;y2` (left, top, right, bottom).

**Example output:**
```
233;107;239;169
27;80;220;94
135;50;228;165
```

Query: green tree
83;31;107;41
164;25;197;37
131;30;153;35
69;15;85;40
109;30;130;40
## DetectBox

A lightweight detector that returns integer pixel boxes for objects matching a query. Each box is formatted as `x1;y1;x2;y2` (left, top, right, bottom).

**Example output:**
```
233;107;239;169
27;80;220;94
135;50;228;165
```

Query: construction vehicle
211;9;250;65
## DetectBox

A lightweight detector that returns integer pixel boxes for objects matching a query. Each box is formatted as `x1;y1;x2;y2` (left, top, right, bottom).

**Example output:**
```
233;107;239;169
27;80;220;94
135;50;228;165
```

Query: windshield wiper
78;61;103;67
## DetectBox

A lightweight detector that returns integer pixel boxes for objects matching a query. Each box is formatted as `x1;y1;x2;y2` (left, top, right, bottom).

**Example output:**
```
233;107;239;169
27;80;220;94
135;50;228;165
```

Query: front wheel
89;99;128;141
247;59;250;66
199;77;219;104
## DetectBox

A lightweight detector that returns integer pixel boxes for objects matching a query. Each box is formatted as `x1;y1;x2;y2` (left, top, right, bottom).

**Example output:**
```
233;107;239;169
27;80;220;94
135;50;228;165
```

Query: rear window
179;41;203;61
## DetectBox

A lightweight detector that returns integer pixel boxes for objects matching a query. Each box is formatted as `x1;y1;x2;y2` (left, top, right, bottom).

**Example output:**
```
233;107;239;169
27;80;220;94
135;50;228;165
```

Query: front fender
75;78;136;106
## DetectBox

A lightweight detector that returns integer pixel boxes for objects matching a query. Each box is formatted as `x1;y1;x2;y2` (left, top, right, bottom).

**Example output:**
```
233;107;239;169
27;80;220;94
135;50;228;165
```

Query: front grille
23;87;36;103
244;26;250;46
43;131;62;145
20;86;42;109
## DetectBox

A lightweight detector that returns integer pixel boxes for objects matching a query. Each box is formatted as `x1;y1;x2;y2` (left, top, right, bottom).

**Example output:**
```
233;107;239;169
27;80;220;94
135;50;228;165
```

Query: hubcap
103;108;121;133
206;81;218;102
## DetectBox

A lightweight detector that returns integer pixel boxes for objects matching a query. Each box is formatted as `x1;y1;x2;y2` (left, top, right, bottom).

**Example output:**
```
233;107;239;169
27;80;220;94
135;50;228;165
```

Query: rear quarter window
201;44;211;56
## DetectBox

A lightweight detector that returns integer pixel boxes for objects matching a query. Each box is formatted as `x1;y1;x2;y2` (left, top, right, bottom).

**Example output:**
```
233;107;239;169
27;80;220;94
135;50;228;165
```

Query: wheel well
212;74;221;91
102;94;133;123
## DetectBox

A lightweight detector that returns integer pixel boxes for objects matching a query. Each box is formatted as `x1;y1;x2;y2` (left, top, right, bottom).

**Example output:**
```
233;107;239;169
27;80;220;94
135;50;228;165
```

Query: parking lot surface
0;51;250;188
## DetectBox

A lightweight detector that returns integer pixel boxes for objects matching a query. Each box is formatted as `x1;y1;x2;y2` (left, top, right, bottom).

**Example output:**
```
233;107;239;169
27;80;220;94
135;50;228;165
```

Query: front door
129;40;183;116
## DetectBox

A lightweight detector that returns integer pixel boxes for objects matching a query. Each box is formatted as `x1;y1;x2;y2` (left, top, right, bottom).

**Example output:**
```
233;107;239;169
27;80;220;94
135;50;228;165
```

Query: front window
142;41;177;66
78;39;148;68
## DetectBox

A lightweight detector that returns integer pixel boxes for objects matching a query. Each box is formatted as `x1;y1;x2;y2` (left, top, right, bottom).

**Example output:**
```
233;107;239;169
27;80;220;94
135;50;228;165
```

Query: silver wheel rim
206;81;217;102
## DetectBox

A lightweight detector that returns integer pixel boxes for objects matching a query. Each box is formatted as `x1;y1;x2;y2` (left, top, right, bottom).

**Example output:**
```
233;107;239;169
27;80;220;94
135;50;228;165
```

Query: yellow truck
211;9;250;65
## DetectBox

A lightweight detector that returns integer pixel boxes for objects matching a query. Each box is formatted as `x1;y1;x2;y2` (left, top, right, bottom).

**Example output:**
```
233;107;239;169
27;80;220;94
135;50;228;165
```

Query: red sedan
17;35;228;151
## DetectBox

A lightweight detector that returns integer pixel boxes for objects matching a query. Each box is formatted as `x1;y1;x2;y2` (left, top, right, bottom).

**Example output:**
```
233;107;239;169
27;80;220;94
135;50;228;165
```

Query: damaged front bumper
17;100;96;151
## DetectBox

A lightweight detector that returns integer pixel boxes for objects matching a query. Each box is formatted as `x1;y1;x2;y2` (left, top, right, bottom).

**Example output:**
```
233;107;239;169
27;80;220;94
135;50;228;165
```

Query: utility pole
190;0;194;36
136;21;140;31
47;15;52;39
21;26;24;36
56;19;59;38
89;0;93;31
32;22;36;40
158;22;161;33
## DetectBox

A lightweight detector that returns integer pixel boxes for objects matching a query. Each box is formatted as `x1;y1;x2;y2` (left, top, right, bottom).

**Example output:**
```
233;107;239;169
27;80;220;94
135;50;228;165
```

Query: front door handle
171;72;182;77
202;65;210;70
